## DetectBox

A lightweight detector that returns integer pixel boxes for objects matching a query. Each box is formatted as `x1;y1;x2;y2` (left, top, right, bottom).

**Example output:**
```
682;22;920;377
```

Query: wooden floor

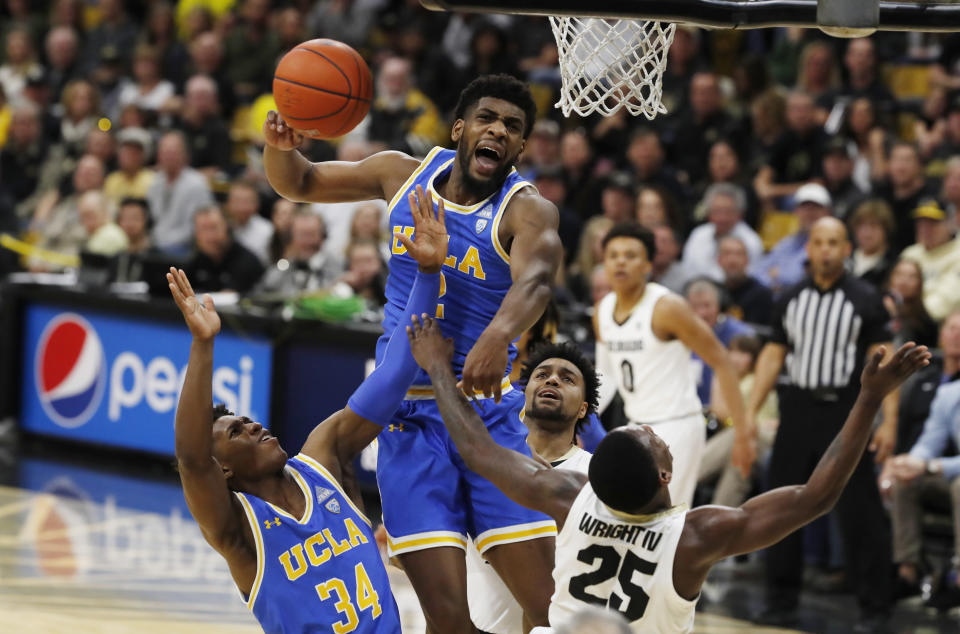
0;480;806;633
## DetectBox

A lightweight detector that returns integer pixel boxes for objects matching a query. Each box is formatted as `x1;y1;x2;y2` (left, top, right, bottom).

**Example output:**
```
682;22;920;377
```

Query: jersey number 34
568;544;657;622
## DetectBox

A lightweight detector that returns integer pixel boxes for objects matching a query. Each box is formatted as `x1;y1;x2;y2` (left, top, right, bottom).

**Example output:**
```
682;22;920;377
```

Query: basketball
272;39;373;140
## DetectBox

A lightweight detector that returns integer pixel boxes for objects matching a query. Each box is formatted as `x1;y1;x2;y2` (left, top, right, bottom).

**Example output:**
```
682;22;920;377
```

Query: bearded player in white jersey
594;223;753;504
467;341;599;633
407;312;929;633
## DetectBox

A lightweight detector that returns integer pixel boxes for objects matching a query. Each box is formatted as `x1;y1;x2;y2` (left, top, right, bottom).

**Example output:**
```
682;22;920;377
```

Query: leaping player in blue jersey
168;187;447;634
264;75;563;632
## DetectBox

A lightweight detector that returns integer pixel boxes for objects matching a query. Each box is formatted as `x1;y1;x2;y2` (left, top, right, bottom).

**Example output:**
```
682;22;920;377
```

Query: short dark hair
601;222;657;262
118;196;154;229
212;403;233;423
589;430;660;513
518;341;600;435
454;74;537;138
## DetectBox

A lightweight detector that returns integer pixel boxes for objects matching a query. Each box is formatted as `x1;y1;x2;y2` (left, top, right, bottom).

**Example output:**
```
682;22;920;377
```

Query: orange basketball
272;39;373;140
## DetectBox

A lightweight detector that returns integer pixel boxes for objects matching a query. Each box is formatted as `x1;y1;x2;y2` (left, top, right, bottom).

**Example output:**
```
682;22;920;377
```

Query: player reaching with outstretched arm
169;187;446;634
263;74;561;631
407;313;930;632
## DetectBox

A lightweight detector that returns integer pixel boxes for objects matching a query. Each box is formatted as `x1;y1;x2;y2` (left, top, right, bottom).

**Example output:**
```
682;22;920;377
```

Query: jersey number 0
568;544;657;622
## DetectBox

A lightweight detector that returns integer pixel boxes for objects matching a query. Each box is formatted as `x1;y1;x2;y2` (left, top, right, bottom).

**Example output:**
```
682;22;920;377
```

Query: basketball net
550;17;676;119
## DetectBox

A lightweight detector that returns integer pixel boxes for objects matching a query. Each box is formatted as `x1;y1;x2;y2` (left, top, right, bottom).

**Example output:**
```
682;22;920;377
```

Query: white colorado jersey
596;284;701;423
467;446;591;634
549;483;696;633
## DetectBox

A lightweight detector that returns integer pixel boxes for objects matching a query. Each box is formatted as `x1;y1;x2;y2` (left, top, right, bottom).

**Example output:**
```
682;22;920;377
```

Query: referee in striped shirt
747;217;898;630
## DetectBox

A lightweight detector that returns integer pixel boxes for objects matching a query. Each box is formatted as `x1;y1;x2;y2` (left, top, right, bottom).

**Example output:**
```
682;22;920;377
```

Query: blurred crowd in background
3;0;960;609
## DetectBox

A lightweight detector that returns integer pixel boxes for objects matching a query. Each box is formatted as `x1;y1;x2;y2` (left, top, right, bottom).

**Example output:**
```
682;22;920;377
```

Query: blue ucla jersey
234;454;401;634
380;146;532;384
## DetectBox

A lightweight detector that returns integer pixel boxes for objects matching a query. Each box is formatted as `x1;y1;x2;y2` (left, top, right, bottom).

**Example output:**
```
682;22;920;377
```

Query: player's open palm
395;184;448;274
263;110;304;151
167;267;221;341
407;314;454;372
860;342;930;399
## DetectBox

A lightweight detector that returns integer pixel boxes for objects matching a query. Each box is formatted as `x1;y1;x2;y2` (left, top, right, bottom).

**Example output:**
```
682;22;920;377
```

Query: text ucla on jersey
378;147;532;383
234;454;401;634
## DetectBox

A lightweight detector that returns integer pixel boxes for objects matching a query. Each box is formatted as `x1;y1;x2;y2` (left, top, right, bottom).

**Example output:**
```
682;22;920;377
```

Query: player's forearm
263;145;316;202
483;266;554;344
174;339;216;466
713;360;750;434
800;391;884;515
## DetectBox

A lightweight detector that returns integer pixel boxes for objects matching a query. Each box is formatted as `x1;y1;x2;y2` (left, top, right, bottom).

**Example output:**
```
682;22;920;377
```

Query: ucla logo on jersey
278;517;370;581
325;498;341;514
475;218;488;233
478;204;494;219
315;486;334;503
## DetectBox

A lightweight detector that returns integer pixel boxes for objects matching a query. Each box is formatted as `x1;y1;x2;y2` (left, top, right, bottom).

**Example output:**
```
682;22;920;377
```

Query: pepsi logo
35;313;106;428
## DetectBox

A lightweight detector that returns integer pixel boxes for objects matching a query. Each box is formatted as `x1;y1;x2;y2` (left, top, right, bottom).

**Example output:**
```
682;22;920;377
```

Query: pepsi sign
21;304;272;455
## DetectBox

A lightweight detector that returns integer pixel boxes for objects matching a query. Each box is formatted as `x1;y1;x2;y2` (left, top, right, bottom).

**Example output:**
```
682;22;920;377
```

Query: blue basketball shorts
376;387;556;557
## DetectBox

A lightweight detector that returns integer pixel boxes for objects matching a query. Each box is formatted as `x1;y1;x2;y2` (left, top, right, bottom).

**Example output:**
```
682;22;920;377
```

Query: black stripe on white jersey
783;286;861;389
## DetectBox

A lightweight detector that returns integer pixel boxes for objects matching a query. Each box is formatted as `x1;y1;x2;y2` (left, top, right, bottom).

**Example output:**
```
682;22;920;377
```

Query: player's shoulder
501;186;559;236
368;150;422;178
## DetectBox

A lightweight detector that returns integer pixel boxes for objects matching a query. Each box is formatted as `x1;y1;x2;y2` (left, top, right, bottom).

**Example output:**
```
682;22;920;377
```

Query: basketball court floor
0;440;955;633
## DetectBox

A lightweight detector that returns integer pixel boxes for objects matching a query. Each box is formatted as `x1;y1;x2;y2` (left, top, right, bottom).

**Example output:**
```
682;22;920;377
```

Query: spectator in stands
103;127;154;204
796;41;839;107
79;0;138;74
668;72;741;186
185;32;234;116
874;142;935;254
224;0;279;104
942;157;960;217
532;166;580;256
29;154;104;267
43;26;80;103
880;310;960;608
224;179;272;265
518;119;561;180
699;333;778;507
589;264;611;306
185;204;264;293
718;235;773;325
649;224;690;294
89;46;124;122
899;199;960;322
691;139;759;228
885;258;940;350
143;2;190;89
624;128;689;205
0;100;47;213
146;131;213;253
847;199;896;291
114;44;175;121
754;91;827;207
348;203;390;262
843;97;888;192
636;184;684;236
682;183;763;281
115;197;154;255
568;216;613;304
78;190;128;256
660;26;703;114
824;39;897;128
560;128;606;221
366;56;446;156
173;74;231;177
58;79;101;160
268;198;297;264
331;238;386;308
258;211;337;296
308;0;377;51
925;94;960;166
752;182;832;294
822;136;867;221
685;277;754;404
0;27;41;104
745;90;786;174
599;172;636;224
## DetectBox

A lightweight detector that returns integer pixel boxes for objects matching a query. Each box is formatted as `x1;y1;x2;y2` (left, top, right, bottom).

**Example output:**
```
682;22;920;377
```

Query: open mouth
259;432;275;443
537;388;560;402
474;144;502;175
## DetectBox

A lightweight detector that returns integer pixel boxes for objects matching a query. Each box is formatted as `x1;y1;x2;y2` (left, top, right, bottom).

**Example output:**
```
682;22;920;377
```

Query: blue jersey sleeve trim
233;492;266;611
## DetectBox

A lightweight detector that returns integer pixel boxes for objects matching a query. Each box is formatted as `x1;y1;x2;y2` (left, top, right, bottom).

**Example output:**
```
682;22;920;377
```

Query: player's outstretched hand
860;342;930;400
167;267;221;341
263;110;304;151
407;314;453;373
394;184;448;274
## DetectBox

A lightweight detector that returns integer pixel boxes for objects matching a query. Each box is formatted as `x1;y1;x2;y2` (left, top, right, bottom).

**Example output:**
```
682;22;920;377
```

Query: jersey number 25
568;544;657;622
